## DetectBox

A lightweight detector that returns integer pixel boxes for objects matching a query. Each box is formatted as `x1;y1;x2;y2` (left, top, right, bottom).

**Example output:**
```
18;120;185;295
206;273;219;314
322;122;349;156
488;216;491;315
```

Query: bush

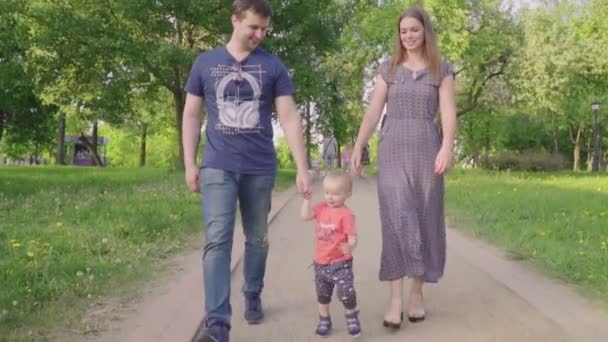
275;137;295;168
489;150;567;171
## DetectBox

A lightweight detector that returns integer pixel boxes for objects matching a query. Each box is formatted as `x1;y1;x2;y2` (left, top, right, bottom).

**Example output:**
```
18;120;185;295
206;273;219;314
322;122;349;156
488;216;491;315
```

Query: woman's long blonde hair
388;6;442;83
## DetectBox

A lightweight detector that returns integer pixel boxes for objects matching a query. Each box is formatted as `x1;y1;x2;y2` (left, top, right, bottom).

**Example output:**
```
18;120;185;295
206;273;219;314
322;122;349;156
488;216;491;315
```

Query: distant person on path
182;1;311;341
301;171;361;338
342;145;352;171
322;135;338;168
351;6;457;329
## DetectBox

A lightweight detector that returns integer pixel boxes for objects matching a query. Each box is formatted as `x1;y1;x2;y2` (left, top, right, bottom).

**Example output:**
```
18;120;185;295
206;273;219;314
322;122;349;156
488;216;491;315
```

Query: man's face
231;10;270;51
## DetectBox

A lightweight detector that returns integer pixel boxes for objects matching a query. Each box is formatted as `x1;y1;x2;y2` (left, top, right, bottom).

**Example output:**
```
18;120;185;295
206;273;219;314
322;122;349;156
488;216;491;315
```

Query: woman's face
399;16;425;52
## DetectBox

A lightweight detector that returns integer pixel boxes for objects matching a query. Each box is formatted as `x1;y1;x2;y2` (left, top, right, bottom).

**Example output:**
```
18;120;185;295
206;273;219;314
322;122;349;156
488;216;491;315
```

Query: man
182;1;311;341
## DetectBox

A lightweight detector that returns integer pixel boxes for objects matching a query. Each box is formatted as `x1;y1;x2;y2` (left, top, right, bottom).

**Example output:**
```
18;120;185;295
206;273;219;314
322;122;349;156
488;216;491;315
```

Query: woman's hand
434;146;453;175
350;146;363;176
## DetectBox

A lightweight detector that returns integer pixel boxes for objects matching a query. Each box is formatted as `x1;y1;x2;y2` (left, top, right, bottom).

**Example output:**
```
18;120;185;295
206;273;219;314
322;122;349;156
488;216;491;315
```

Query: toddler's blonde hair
323;170;353;193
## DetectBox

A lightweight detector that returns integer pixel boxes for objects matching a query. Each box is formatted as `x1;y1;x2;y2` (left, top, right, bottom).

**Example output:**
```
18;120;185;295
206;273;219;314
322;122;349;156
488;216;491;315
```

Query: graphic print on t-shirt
212;63;264;134
318;222;337;242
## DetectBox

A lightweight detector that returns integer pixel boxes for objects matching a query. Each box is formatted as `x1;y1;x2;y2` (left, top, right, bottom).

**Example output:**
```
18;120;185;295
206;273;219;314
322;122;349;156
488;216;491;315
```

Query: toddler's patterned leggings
314;259;357;310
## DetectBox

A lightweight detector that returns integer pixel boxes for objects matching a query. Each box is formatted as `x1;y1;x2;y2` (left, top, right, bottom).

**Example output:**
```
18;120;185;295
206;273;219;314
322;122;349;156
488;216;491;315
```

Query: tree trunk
306;101;312;168
551;114;559;154
573;142;581;171
553;127;559;154
34;143;40;164
92;120;99;166
483;117;490;168
572;126;581;171
56;112;66;165
337;144;341;168
599;126;604;171
173;88;185;170
139;123;147;167
586;137;593;171
0;111;5;143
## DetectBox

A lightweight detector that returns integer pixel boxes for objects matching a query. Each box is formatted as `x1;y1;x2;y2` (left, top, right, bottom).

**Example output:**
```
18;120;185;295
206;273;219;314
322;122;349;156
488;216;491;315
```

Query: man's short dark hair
233;0;273;18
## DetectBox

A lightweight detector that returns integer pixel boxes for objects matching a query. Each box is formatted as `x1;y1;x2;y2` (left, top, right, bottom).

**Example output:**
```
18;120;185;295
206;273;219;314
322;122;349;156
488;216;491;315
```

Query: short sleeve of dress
378;60;390;83
440;61;454;86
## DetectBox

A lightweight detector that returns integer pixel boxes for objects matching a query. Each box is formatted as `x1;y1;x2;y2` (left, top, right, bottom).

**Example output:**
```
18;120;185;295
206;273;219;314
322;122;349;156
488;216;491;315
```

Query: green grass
274;168;296;191
446;169;608;301
0;166;296;340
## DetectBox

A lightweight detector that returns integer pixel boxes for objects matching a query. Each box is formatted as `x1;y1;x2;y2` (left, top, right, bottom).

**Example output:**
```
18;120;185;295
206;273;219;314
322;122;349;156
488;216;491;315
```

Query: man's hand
185;164;200;193
296;169;312;199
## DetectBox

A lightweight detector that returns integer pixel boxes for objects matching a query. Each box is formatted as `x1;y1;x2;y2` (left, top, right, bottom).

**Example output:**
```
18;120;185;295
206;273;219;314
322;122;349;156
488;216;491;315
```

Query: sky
509;0;543;12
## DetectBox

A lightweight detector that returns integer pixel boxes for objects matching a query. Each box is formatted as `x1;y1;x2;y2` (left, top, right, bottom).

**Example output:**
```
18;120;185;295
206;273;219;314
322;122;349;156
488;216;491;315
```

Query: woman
351;6;457;328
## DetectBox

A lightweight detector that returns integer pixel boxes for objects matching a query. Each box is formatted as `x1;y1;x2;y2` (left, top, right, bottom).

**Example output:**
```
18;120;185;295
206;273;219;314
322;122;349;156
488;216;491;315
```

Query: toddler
301;171;361;338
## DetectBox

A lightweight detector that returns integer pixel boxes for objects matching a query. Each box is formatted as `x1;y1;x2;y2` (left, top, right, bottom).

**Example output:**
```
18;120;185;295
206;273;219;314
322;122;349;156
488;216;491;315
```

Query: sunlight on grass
446;169;608;301
0;166;295;339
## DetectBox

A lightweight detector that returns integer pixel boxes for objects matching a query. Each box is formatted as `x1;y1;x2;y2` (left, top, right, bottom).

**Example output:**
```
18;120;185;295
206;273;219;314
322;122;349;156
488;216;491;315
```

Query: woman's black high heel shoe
407;314;425;323
407;308;426;322
382;312;404;329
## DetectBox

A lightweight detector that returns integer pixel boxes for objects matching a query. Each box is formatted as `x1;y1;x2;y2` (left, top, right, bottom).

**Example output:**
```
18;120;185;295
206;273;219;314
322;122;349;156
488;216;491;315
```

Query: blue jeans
200;167;275;327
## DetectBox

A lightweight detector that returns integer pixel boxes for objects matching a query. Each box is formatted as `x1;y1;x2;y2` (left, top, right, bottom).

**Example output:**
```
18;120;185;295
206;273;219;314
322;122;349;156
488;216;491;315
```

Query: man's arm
182;93;203;192
275;95;311;197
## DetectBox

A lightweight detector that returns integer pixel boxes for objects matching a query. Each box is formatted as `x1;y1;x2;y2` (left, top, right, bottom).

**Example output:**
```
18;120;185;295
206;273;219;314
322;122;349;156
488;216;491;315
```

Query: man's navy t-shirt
184;47;295;175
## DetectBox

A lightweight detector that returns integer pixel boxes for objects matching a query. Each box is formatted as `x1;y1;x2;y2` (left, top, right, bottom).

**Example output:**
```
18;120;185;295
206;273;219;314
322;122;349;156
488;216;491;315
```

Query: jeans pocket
200;167;226;186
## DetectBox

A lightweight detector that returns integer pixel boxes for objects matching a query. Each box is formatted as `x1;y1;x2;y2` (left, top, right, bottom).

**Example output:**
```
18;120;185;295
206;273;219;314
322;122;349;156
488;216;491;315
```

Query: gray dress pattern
376;60;453;283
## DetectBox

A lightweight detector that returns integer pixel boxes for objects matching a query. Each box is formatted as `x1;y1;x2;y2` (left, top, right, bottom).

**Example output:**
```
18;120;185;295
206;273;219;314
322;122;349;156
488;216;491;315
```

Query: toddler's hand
340;243;353;256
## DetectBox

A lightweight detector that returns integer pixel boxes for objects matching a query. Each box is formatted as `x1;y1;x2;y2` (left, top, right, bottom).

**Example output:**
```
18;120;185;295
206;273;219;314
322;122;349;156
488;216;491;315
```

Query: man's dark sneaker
195;323;229;342
244;293;264;324
315;315;332;338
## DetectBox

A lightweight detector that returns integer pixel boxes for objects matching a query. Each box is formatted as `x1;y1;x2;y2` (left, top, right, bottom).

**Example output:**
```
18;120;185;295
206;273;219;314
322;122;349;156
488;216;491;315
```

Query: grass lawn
274;168;296;191
0;166;295;340
446;169;608;301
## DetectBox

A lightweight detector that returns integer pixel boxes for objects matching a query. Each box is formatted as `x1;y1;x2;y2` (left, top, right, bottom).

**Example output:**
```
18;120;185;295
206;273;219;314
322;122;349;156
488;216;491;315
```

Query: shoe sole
246;317;264;325
408;316;425;323
198;336;219;342
382;320;401;329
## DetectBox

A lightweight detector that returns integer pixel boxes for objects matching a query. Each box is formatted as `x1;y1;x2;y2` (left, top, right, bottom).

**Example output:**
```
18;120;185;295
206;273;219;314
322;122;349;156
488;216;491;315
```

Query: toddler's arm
347;235;357;250
301;198;314;221
341;235;358;256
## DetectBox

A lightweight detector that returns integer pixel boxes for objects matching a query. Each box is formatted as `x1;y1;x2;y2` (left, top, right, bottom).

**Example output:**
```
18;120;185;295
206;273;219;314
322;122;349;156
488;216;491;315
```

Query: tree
511;0;608;170
25;0;229;167
453;0;521;118
0;0;57;158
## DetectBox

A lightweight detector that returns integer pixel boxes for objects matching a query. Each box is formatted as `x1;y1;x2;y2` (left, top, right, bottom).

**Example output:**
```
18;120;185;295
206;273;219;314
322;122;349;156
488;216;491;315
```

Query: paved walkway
88;178;608;342
228;178;608;342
